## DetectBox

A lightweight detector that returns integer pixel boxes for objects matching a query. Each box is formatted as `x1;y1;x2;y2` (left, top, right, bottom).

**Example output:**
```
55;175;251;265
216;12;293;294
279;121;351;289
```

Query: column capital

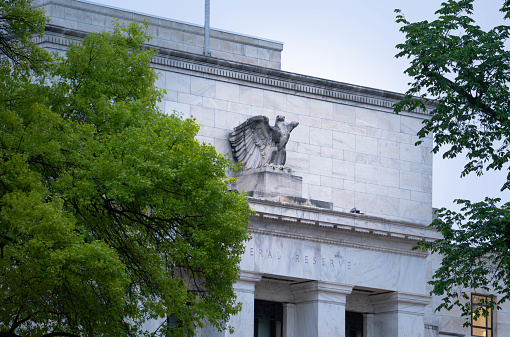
291;281;353;304
234;271;262;294
238;270;263;283
371;291;431;315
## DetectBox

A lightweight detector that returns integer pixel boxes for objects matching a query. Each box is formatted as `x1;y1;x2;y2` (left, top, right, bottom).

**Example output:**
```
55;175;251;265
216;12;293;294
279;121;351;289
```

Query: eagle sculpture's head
275;115;285;126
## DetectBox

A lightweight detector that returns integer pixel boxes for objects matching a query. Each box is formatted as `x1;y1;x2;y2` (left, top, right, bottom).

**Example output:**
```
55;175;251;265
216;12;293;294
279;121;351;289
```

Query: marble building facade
37;1;510;336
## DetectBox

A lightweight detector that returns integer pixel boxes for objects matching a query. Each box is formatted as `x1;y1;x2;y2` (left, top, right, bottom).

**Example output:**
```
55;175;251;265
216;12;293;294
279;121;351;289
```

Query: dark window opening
254;300;283;337
471;294;493;337
167;313;181;332
345;311;363;337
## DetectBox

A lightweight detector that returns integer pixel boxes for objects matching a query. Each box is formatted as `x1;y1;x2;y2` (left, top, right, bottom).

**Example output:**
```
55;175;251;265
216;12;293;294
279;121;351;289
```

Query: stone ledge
248;198;442;243
247;192;333;210
36;26;434;115
438;331;465;337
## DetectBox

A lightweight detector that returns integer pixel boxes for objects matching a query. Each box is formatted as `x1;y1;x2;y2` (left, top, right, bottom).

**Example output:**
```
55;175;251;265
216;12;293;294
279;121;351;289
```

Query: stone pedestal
232;166;302;197
231;167;333;209
291;281;353;337
371;292;431;337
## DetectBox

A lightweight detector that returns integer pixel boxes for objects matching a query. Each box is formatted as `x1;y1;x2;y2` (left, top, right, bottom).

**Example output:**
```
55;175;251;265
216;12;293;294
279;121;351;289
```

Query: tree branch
423;67;508;126
9;312;30;334
41;333;80;337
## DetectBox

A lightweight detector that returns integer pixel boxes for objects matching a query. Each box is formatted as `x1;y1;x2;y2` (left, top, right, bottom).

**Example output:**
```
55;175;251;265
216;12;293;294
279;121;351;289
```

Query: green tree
0;4;252;337
395;0;510;325
0;0;49;69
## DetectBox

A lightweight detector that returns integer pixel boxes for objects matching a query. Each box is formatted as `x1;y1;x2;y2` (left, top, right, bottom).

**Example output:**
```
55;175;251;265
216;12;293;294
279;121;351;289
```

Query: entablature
249;198;441;245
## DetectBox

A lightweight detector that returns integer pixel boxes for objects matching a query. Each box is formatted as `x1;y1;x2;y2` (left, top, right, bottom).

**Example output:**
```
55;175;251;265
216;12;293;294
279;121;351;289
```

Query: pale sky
84;0;510;212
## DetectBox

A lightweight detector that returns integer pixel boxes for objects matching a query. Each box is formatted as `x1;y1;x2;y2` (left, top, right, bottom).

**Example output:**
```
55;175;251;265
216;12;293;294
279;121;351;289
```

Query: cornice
248;198;441;244
38;26;433;116
151;51;429;116
250;197;428;229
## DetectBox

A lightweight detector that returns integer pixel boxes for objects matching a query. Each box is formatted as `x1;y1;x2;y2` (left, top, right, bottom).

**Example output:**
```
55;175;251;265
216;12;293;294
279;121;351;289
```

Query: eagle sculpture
229;115;299;169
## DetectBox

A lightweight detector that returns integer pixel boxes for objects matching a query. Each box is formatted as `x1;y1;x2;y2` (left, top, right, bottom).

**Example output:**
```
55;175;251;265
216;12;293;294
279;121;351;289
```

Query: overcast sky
85;0;509;211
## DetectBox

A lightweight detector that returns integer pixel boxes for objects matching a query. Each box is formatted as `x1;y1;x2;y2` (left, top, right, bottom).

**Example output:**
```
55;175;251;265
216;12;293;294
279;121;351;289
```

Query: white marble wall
156;71;433;225
41;0;283;69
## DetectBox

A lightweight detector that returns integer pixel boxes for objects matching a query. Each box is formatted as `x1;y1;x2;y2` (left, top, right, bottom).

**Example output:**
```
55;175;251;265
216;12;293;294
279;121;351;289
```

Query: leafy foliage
0;4;252;337
395;0;510;325
423;199;510;322
0;0;49;70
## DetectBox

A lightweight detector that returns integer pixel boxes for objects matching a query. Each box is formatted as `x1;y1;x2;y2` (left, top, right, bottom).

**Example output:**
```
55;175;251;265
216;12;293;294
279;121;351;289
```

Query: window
167;313;181;332
345;311;363;337
471;294;493;337
254;300;282;337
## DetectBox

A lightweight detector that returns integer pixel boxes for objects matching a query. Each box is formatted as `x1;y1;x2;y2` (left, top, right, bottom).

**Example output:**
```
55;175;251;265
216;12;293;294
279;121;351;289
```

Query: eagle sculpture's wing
229;116;276;169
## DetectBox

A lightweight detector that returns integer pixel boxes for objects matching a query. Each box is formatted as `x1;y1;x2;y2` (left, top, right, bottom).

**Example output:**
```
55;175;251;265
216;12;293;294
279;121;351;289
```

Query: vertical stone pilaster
291;281;353;337
282;303;296;337
229;271;262;337
363;313;375;337
202;271;262;337
371;292;430;337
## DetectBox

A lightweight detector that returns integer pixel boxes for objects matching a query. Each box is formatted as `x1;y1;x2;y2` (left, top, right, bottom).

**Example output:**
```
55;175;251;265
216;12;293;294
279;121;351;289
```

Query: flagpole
204;0;211;56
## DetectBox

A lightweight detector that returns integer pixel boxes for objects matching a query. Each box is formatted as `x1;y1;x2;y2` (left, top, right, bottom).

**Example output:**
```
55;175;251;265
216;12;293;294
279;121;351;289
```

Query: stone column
282;303;296;337
371;292;431;337
201;271;262;337
363;313;375;337
229;271;262;337
291;281;353;337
